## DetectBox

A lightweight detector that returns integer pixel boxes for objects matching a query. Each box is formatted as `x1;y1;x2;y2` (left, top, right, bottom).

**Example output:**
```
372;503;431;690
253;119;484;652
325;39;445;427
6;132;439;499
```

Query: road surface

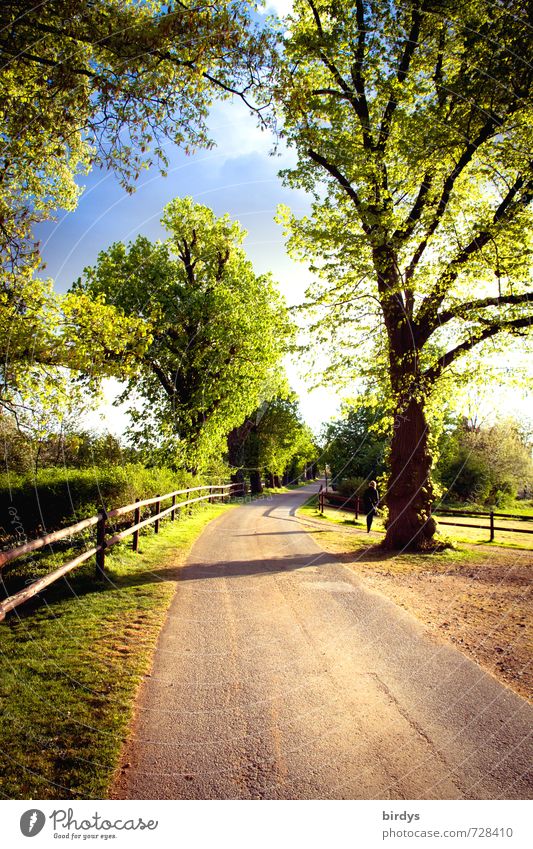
113;484;533;799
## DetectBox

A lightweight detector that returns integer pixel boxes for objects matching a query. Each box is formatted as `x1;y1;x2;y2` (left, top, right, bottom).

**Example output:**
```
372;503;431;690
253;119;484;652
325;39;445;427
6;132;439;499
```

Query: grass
438;498;533;517
299;494;532;552
0;500;234;800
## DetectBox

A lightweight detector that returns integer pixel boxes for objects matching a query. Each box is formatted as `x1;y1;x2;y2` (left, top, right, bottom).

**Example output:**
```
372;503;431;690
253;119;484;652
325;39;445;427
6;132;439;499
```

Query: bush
0;464;199;544
336;476;367;498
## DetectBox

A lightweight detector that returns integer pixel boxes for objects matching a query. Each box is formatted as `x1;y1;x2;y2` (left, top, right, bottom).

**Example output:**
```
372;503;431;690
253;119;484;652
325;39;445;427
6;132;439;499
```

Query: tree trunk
266;472;275;488
250;469;263;495
383;396;437;550
273;474;281;488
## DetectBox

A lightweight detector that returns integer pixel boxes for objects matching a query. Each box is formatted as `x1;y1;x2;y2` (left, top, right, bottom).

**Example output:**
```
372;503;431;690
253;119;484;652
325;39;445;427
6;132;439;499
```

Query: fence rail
318;486;360;519
0;482;243;622
317;487;533;542
431;509;533;541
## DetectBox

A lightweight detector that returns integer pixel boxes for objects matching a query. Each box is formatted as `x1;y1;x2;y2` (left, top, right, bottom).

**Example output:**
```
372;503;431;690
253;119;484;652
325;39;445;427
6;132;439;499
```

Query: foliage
254;395;317;477
0;413;130;475
321;401;388;486
0;276;152;433
73;197;292;470
0;0;274;432
0;463;197;542
437;417;533;506
0;0;273;282
273;0;533;547
227;393;317;489
335;476;367;498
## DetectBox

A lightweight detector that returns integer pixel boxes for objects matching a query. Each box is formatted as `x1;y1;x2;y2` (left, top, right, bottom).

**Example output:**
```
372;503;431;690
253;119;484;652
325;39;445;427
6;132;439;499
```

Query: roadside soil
299;516;532;702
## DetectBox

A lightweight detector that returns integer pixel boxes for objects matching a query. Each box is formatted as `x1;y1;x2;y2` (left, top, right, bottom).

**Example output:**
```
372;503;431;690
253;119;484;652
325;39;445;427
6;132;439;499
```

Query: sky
36;0;531;437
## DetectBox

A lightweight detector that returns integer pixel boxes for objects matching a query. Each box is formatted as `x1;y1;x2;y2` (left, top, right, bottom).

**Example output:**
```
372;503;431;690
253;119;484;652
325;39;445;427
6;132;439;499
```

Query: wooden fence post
96;510;107;578
154;495;161;534
132;499;140;552
490;511;495;542
355;497;359;520
171;494;176;521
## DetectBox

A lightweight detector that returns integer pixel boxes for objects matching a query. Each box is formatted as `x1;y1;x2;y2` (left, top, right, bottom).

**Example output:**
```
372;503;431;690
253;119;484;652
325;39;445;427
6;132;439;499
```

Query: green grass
0;501;233;800
438;498;533;517
298;495;532;552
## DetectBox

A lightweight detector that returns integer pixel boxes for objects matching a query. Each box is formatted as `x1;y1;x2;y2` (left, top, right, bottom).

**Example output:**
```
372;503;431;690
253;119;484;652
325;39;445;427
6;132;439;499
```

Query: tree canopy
437;416;533;506
75;197;292;470
274;0;533;548
321;402;388;487
0;0;273;282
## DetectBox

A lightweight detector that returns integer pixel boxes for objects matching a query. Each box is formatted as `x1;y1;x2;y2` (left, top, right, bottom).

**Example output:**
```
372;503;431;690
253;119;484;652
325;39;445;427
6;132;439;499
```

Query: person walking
362;480;379;532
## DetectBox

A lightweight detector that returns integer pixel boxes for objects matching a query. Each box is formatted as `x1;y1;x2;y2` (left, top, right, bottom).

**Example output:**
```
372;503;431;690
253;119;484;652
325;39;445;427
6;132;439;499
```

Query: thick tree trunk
266;472;275;488
250;469;263;495
273;474;281;488
383;396;436;550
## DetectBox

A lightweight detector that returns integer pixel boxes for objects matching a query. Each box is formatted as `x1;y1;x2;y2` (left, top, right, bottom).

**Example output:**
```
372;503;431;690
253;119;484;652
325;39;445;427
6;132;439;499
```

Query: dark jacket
362;485;379;513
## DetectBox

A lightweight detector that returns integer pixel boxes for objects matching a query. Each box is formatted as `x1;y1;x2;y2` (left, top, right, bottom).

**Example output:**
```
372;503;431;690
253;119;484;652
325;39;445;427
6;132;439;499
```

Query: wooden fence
431;507;533;542
318;487;360;518
0;483;243;622
317;486;533;542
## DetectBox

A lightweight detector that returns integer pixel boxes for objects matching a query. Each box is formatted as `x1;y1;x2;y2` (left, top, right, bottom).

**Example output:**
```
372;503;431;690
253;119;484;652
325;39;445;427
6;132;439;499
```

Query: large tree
75;197;291;470
275;0;533;548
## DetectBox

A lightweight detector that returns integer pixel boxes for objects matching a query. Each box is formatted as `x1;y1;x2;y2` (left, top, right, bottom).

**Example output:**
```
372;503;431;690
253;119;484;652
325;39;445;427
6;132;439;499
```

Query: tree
0;278;152;428
0;1;274;425
321;402;388;487
227;394;317;492
437;416;533;506
275;0;533;548
75;197;291;471
0;0;273;283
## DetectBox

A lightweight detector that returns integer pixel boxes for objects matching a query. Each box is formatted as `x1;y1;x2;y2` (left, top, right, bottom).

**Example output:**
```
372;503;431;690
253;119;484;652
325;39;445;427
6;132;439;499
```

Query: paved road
113;484;533;799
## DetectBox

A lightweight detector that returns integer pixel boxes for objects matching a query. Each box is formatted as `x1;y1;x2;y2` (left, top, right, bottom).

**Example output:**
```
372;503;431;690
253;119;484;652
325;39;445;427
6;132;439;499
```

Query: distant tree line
322;404;532;509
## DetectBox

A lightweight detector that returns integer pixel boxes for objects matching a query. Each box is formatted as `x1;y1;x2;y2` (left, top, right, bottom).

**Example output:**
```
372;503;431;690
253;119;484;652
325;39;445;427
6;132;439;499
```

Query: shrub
336;476;367;498
0;464;199;544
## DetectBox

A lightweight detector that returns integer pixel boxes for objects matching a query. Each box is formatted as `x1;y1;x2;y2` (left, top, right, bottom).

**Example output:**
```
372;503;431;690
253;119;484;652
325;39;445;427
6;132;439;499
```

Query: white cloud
261;0;293;18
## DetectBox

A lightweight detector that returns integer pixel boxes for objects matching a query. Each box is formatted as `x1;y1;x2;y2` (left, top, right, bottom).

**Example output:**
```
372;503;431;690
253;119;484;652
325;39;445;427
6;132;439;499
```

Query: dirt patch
304;521;533;702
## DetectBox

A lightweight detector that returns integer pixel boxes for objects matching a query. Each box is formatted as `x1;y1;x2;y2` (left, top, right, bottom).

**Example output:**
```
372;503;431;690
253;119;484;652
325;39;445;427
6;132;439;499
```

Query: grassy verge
0;501;234;800
299;494;532;551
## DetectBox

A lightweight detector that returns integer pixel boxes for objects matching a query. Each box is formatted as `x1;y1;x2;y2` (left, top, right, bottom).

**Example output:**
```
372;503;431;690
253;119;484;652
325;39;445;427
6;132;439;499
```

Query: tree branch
394;171;433;246
307;148;371;234
423;316;532;385
349;0;373;149
416;174;533;339
435;291;533;327
377;2;423;151
405;115;500;278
